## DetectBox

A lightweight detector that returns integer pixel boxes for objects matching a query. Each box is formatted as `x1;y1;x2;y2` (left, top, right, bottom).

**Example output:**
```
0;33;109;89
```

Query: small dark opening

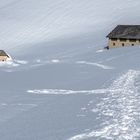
120;38;126;42
111;38;117;41
130;39;136;42
122;43;124;46
113;43;115;46
132;44;134;46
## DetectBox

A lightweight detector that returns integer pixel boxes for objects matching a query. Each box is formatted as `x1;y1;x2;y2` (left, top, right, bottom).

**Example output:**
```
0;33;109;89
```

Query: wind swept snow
27;89;113;95
76;61;113;70
27;69;140;140
0;102;37;122
68;70;140;140
0;59;28;69
0;0;140;52
1;0;140;139
14;60;28;64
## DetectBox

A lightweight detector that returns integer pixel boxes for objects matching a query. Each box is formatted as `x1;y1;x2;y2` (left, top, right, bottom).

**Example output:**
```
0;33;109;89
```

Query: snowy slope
0;0;140;140
0;0;140;53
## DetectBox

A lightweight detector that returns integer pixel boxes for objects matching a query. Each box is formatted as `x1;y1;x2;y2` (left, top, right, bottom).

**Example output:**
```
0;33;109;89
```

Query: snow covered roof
0;50;9;57
107;25;140;39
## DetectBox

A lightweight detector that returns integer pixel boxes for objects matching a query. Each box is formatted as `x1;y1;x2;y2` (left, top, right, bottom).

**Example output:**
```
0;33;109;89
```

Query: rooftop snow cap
107;25;140;39
0;50;9;57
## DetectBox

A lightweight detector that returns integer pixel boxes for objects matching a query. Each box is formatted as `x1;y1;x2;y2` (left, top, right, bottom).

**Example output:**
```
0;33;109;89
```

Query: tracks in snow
68;70;140;140
27;70;140;139
76;61;113;70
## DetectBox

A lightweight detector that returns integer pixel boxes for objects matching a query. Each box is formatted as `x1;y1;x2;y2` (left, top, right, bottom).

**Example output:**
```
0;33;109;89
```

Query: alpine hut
107;25;140;49
0;50;10;61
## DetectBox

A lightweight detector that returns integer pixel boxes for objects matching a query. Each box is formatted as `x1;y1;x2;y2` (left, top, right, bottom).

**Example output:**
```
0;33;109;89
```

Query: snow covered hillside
0;0;140;53
0;0;140;140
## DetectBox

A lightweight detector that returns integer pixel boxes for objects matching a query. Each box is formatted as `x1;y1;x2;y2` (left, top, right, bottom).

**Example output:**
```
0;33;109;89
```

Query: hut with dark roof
107;25;140;49
0;50;9;61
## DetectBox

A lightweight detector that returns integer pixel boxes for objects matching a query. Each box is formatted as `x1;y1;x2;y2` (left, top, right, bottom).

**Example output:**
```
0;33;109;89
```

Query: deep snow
0;0;140;140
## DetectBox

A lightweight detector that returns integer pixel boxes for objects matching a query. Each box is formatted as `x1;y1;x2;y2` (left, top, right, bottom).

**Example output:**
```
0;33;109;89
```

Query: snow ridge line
76;61;113;70
68;70;140;140
27;89;118;95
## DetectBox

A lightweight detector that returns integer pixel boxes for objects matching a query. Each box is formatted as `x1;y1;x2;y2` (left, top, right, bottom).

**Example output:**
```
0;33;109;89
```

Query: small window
130;39;136;42
120;38;126;42
132;44;134;46
113;43;115;46
111;38;117;41
122;43;124;46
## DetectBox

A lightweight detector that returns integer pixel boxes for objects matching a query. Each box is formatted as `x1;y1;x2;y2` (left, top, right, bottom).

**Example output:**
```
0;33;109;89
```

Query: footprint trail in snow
68;70;140;140
27;70;140;140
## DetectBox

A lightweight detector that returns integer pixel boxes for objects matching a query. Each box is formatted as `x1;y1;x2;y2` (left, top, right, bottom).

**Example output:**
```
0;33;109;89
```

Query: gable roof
107;25;140;39
0;50;9;57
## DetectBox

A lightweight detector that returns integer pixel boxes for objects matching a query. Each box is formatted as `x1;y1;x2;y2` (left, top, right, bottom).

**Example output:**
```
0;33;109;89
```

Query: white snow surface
76;61;113;70
0;0;139;52
1;0;140;140
68;70;140;140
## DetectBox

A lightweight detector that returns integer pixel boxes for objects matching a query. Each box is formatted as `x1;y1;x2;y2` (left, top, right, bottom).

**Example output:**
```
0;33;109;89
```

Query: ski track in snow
27;89;119;95
29;70;140;140
1;58;61;72
68;70;140;140
30;59;61;68
27;70;140;140
0;56;113;72
76;61;113;70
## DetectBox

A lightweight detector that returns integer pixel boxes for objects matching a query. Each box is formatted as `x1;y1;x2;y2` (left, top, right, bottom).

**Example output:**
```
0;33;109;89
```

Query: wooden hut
0;50;10;61
107;25;140;49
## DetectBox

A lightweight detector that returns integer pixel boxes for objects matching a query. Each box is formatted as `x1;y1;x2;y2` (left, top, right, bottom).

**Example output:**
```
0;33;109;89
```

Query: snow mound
96;49;104;53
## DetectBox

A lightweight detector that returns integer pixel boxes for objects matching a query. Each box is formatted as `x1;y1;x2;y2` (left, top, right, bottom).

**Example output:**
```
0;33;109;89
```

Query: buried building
107;25;140;49
0;50;10;61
